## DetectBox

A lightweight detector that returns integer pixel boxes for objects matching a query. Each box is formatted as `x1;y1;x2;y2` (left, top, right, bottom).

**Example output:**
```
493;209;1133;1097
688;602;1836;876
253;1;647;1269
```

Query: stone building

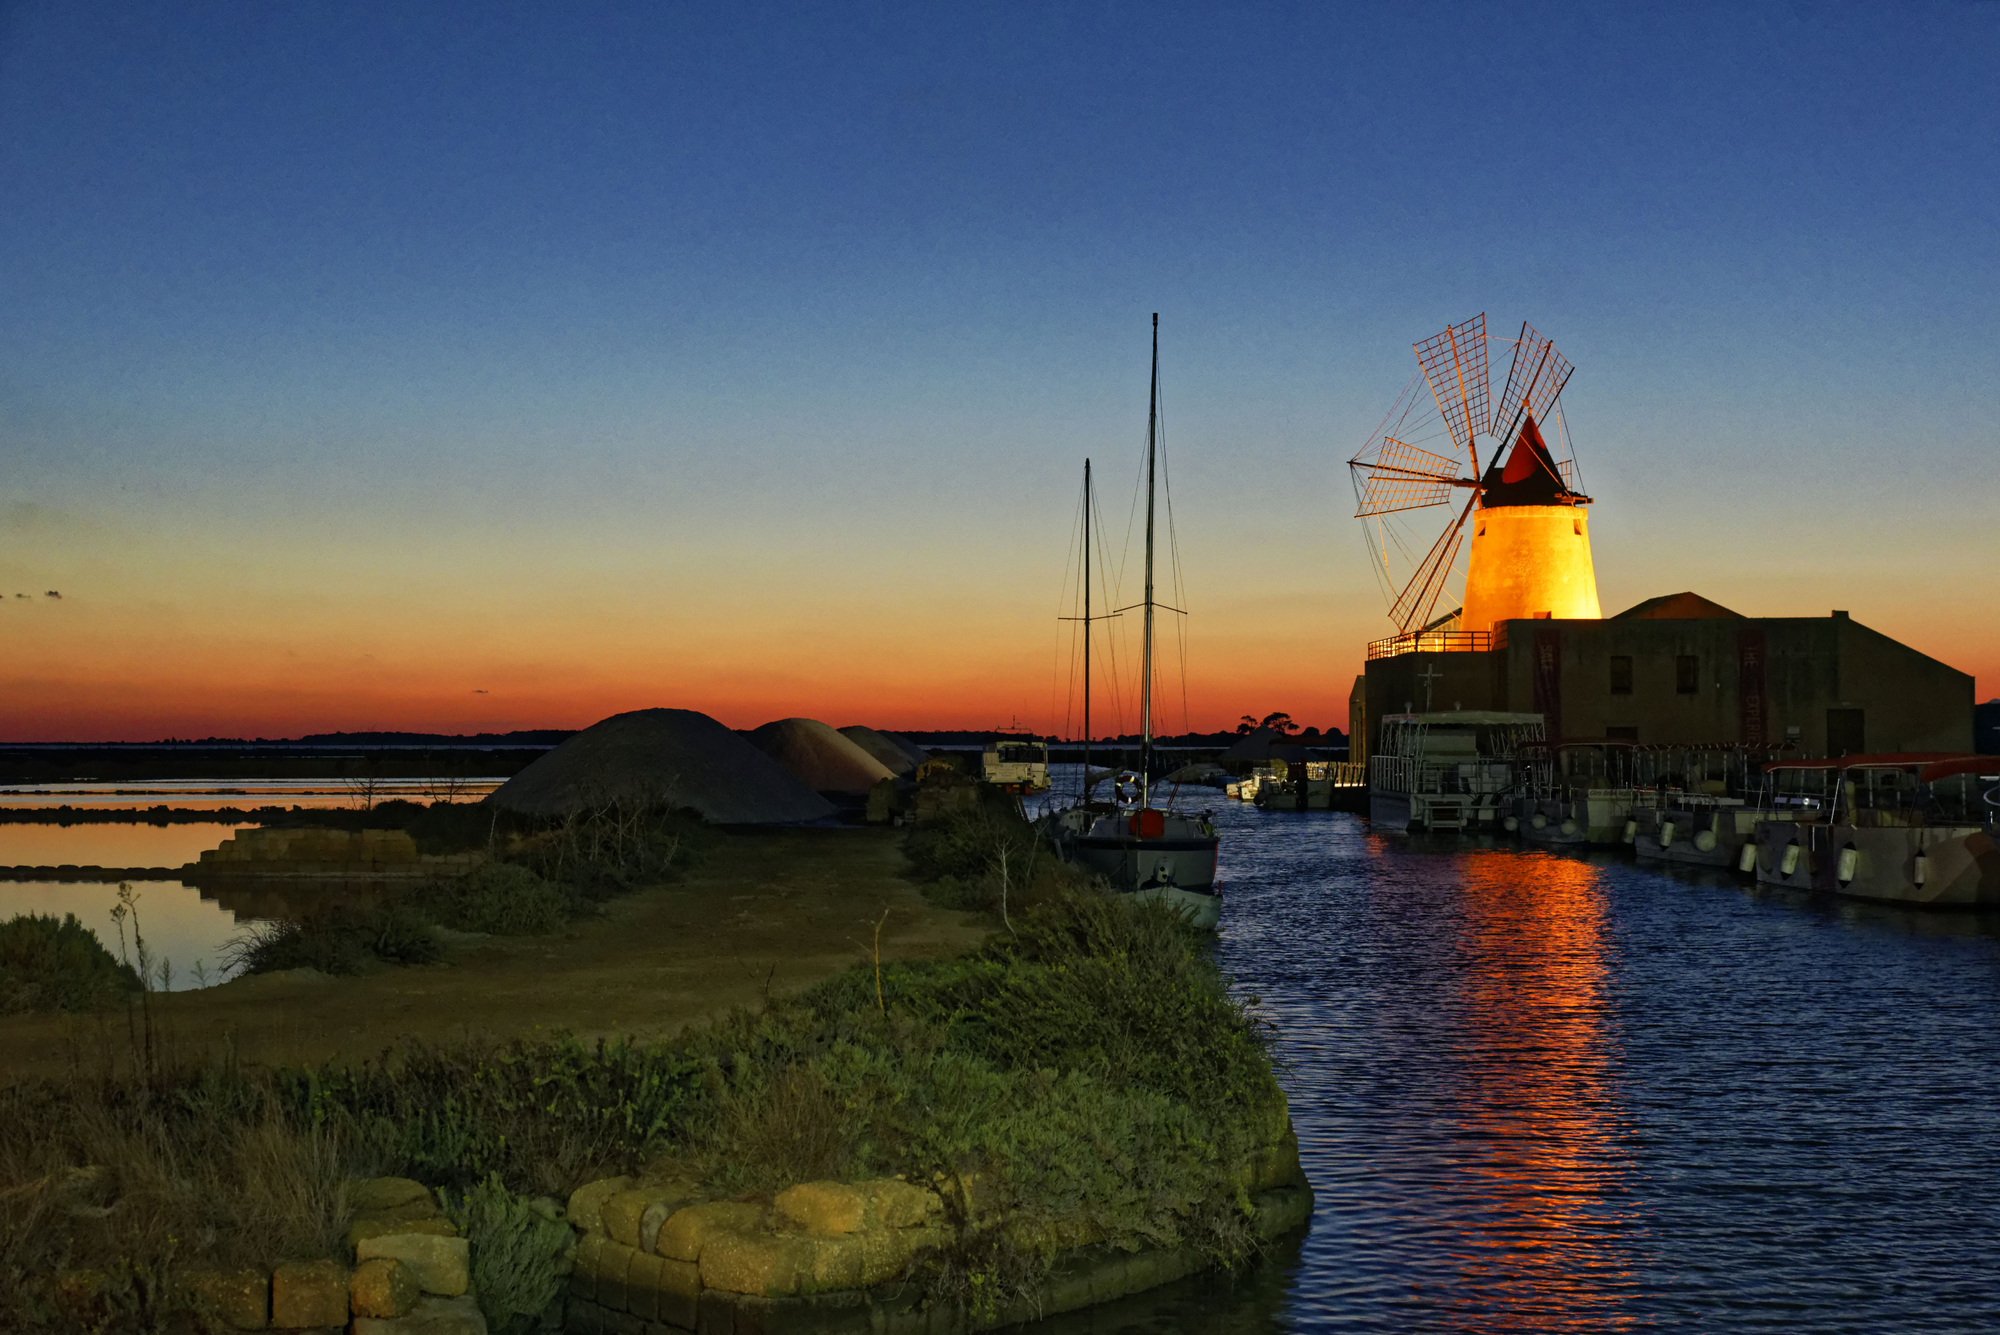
1351;592;1973;763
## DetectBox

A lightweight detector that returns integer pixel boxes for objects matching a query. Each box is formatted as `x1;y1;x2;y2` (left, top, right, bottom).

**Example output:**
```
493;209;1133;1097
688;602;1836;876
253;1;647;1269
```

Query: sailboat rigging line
1092;495;1130;740
1051;469;1089;747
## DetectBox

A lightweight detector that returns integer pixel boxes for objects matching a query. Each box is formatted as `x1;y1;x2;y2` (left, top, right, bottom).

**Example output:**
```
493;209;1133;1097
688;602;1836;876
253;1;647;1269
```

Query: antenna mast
1082;458;1092;801
1142;313;1158;810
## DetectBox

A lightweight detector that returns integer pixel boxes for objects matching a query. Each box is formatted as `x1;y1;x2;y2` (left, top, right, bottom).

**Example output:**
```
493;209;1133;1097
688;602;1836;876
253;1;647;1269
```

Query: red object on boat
1130;808;1167;839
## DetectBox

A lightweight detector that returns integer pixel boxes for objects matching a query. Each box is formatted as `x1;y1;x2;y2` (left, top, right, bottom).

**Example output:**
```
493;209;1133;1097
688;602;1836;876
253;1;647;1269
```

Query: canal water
1062;797;2000;1331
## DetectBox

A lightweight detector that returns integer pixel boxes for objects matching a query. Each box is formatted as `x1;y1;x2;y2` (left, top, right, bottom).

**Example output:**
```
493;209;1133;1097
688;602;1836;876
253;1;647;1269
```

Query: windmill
1349;315;1601;640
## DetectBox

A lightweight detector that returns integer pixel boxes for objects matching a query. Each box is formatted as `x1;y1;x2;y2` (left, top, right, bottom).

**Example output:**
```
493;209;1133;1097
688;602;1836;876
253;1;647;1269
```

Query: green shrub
414;865;581;936
439;1173;572;1333
0;913;143;1014
224;903;440;977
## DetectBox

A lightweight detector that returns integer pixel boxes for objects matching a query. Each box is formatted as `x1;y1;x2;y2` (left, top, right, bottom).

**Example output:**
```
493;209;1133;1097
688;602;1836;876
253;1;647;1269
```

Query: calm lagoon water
1041;795;2000;1331
0;777;502;810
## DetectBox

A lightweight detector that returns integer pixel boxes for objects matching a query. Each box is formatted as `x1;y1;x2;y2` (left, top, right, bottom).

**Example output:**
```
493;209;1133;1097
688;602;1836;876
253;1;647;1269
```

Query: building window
1827;708;1865;756
1610;656;1633;695
1675;655;1699;695
1606;725;1638;741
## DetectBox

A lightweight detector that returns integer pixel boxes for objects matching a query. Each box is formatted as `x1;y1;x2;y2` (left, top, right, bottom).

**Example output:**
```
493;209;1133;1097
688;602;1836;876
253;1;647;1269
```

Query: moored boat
1752;754;2000;905
1368;711;1543;832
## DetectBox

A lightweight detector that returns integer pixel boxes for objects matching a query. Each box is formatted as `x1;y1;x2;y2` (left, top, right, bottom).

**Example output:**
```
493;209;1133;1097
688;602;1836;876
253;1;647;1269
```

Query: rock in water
749;719;896;795
838;726;922;777
487;709;834;825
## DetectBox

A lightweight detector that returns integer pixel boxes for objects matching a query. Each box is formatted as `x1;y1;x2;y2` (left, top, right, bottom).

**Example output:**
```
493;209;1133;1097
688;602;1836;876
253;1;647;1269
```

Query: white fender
1531;813;1547;829
1560;818;1579;836
1738;842;1758;872
1503;816;1519;832
1781;843;1801;876
1660;820;1677;847
1694;829;1718;853
1914;854;1928;886
1622;819;1638;843
1837;846;1859;883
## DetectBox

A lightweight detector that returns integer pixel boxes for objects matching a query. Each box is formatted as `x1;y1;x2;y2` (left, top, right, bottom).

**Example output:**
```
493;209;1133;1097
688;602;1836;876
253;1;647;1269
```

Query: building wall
1357;610;1972;758
1360;651;1507;760
1491;612;1970;753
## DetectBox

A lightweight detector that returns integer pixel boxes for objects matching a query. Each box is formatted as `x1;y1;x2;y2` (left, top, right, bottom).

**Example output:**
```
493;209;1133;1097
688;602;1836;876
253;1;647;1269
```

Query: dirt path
0;827;986;1080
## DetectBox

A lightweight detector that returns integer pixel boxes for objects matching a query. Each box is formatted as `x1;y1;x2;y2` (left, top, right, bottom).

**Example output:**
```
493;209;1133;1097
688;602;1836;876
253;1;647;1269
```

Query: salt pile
838;726;929;777
486;708;834;825
749;719;896;795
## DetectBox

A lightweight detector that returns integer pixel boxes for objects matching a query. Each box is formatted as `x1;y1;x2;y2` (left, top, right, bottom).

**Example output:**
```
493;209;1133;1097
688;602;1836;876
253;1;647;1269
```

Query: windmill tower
1349;315;1600;638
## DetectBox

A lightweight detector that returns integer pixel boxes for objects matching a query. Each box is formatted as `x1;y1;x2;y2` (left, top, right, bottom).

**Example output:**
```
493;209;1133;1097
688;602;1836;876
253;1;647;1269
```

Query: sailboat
1049;314;1222;929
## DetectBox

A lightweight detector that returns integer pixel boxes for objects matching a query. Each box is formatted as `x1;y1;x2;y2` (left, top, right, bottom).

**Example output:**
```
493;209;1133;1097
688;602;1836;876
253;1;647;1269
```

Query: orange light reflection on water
1441;848;1636;1327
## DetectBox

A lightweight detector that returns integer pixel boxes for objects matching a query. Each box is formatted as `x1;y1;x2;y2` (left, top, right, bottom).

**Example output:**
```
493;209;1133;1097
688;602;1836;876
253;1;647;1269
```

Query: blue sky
1;1;1994;736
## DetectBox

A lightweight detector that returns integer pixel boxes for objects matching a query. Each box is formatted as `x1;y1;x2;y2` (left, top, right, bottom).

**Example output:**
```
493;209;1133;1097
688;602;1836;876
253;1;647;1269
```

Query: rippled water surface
1050;798;2000;1332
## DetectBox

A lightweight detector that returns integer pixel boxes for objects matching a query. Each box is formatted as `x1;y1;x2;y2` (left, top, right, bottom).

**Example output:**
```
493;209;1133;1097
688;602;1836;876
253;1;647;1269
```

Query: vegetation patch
904;793;1096;919
0;914;143;1015
1;890;1283;1330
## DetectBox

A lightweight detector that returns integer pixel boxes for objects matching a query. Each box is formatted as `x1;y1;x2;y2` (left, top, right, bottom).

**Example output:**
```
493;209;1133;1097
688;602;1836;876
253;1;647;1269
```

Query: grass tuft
0;914;144;1015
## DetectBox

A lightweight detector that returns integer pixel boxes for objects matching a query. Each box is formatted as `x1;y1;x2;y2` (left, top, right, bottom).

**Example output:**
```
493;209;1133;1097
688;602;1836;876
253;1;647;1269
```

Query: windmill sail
1413;315;1490;471
1491;322;1573;475
1354;437;1467;517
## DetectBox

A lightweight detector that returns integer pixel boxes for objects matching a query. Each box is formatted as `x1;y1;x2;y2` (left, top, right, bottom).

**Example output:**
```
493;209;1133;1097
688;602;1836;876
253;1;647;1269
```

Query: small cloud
473;689;488;694
12;593;24;599
44;591;60;600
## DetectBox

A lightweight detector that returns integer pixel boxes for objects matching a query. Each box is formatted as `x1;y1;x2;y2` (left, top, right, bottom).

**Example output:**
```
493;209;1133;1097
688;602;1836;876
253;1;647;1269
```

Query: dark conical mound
487;709;834;825
750;719;897;795
838;726;924;777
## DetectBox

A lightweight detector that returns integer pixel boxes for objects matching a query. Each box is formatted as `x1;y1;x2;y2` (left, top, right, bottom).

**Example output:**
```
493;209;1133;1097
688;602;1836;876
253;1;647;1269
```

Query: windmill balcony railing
1366;626;1508;661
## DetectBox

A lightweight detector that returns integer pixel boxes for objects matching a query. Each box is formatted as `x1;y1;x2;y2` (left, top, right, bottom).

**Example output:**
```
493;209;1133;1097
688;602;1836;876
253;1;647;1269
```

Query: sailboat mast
1082;457;1091;802
1141;313;1158;810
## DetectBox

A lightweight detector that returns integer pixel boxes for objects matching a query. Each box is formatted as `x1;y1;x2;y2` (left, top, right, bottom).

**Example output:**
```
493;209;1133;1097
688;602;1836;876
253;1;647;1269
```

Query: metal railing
1365;627;1507;660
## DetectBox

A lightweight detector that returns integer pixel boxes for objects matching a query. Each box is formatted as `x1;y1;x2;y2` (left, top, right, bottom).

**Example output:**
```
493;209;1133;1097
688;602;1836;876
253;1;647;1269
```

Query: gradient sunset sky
3;2;1995;741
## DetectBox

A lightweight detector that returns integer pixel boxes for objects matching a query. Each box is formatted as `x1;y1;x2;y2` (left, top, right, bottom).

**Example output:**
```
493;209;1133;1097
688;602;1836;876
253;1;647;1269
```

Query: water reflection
0;879;256;990
1443;850;1631;1329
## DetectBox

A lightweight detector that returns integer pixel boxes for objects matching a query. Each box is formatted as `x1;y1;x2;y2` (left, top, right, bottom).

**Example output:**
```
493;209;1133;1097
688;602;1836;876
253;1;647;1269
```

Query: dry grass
0;1054;366;1331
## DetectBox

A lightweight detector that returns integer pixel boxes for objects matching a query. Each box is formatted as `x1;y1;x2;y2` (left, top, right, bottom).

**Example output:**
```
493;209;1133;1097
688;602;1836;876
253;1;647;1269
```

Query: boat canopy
1763;752;1961;773
1915;756;2000;784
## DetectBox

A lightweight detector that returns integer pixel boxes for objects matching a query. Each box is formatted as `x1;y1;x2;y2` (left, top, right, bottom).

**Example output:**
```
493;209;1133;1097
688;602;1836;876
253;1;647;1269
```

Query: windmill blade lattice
1492;321;1574;468
1387;493;1477;633
1412;314;1490;469
1353;437;1466;517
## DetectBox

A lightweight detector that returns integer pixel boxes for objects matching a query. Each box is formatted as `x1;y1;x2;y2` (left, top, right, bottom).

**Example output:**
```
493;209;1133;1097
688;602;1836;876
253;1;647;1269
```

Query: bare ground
0;826;986;1081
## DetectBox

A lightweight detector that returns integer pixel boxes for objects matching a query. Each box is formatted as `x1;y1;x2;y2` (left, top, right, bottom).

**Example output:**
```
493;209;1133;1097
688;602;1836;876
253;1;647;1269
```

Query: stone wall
561;1120;1311;1335
194;827;485;879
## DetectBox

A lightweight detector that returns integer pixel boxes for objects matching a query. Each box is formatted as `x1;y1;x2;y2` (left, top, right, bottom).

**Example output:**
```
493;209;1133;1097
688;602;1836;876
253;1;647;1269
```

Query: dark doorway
1827;708;1865;756
1675;655;1699;694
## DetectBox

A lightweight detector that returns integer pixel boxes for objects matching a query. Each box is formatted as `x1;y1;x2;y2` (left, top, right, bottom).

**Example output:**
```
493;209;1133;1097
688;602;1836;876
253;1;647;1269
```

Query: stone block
567;1176;635;1235
351;1292;489;1335
654;1257;700;1331
570;1237;604;1303
698;1228;816;1297
604;1186;696;1252
595;1239;637;1313
179;1265;269;1330
604;1309;646;1335
270;1258;349;1329
347;1211;460;1254
799;1234;864;1293
624;1252;663;1322
860;1179;938;1229
357;1233;470;1298
351;1256;420;1319
655;1202;765;1264
773;1182;866;1236
351;1177;435;1214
